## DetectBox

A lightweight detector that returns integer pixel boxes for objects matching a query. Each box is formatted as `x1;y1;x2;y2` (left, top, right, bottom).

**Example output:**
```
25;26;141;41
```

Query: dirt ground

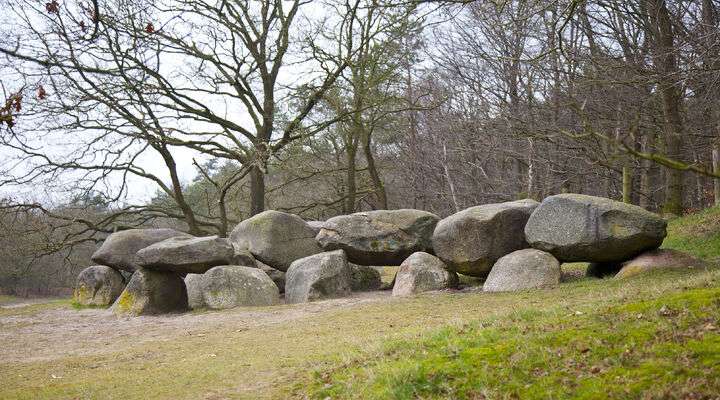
0;291;391;365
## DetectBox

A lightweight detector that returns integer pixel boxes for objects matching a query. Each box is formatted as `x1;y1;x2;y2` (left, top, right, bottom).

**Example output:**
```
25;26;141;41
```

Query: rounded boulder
432;199;539;277
483;249;561;292
73;265;126;307
201;266;279;309
392;252;458;296
229;210;321;271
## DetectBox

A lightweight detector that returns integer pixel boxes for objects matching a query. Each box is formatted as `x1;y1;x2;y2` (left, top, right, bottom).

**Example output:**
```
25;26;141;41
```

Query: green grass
299;272;720;399
3;207;720;399
662;205;720;260
0;298;69;317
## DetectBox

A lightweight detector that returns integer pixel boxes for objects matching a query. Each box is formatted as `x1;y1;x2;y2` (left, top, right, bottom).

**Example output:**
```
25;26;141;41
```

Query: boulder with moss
349;263;382;291
73;265;126;307
110;268;188;316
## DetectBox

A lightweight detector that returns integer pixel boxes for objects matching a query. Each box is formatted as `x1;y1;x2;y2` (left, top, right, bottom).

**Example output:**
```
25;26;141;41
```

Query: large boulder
525;194;667;262
615;249;713;279
201;266;279;309
349;263;383;292
392;252;458;296
136;236;235;274
483;249;561;292
184;273;205;310
110;268;188;316
432;199;539;277
229;210;321;271
92;228;191;272
256;260;286;294
316;209;439;265
73;265;125;306
285;250;352;303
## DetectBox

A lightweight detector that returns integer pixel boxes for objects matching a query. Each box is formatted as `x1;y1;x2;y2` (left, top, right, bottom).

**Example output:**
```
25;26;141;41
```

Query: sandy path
0;291;391;364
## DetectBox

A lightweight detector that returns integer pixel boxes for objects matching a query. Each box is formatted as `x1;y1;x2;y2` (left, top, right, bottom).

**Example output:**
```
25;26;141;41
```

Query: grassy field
2;208;720;399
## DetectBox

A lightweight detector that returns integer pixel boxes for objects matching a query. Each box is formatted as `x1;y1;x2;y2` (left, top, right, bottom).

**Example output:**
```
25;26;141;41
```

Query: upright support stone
111;268;188;316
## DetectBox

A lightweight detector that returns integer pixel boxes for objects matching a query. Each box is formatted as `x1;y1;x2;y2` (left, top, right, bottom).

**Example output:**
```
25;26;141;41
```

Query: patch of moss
112;290;135;314
72;286;89;303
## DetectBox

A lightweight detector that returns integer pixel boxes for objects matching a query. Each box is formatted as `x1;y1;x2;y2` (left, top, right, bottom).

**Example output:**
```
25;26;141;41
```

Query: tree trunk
249;165;265;216
362;131;387;209
646;0;685;215
442;142;460;213
639;133;653;209
159;147;201;235
345;136;359;213
622;164;633;204
526;138;535;199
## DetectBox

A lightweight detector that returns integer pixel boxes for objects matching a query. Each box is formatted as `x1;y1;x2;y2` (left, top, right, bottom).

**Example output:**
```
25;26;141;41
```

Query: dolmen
74;193;699;317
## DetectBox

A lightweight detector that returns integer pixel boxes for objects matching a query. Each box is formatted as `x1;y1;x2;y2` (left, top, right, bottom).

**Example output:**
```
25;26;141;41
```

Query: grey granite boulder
349;263;382;292
285;250;352;303
201;266;279;309
92;228;192;272
525;194;667;262
73;265;125;306
136;236;235;274
432;199;539;277
110;268;188;316
316;209;439;265
230;210;321;271
392;252;458;296
483;249;561;292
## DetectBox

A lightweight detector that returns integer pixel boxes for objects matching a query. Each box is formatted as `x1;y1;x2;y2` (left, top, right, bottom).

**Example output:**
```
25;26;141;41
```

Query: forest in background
0;0;719;295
